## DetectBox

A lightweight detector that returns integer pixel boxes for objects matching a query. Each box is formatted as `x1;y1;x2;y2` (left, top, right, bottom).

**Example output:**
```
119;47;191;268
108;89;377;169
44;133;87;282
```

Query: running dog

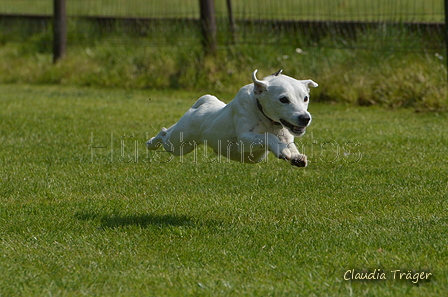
146;69;318;167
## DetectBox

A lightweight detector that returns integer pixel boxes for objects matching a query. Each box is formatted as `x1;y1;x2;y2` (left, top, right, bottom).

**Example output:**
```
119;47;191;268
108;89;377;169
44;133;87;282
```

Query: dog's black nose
298;114;311;126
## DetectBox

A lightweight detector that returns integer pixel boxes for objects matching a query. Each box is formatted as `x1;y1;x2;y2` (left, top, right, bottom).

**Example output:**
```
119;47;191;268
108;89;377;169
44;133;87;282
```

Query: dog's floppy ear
252;69;268;95
300;79;318;92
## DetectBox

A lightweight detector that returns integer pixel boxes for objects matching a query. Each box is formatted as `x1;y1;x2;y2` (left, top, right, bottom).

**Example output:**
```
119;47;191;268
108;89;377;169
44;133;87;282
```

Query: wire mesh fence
0;0;444;21
0;0;446;52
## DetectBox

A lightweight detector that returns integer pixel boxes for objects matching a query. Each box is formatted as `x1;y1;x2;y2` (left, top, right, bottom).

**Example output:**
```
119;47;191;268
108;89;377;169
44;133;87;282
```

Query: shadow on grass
75;212;194;229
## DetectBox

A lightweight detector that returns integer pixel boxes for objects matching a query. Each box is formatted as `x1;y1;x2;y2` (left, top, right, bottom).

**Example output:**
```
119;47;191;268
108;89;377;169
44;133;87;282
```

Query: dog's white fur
146;70;318;167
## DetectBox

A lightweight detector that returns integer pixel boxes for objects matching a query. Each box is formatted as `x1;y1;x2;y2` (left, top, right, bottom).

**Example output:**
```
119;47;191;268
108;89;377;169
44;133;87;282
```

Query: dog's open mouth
280;119;306;135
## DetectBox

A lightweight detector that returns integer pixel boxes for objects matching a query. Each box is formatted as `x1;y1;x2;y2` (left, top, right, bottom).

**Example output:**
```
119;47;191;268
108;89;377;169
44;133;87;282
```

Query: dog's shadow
75;212;194;229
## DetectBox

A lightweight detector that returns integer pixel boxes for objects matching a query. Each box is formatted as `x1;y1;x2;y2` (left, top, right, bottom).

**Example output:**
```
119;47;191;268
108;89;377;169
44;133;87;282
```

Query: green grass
0;85;447;296
0;36;446;112
0;0;444;22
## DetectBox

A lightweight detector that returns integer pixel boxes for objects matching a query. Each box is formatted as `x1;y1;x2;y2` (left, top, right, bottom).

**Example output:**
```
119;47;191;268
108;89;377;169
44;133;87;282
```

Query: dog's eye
304;96;309;102
279;96;290;104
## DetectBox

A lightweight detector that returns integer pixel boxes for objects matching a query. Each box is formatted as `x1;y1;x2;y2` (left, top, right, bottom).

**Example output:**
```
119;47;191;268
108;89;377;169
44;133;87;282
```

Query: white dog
146;69;318;167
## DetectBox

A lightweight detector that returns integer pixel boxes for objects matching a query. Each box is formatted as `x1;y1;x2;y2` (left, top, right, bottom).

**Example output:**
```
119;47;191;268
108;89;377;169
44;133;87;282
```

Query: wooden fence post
199;0;217;55
445;0;448;82
53;0;67;63
226;0;237;44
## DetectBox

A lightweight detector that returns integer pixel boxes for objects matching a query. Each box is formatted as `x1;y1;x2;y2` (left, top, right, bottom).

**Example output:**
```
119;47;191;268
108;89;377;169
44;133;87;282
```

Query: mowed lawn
0;84;447;296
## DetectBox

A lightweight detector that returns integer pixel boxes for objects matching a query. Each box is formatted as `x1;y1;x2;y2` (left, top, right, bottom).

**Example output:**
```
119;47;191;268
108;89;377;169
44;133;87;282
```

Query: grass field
1;39;446;112
0;0;444;22
0;84;447;296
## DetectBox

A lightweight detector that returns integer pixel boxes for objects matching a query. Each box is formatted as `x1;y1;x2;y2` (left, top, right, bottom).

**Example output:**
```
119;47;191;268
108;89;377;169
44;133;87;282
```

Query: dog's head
252;69;318;137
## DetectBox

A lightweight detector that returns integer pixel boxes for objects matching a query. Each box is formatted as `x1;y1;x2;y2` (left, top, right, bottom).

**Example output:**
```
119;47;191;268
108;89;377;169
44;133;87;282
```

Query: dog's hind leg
146;124;197;156
146;126;173;151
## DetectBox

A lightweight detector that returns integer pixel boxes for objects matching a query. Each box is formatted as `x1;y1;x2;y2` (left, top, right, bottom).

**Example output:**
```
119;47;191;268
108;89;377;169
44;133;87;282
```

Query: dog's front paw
291;154;307;167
